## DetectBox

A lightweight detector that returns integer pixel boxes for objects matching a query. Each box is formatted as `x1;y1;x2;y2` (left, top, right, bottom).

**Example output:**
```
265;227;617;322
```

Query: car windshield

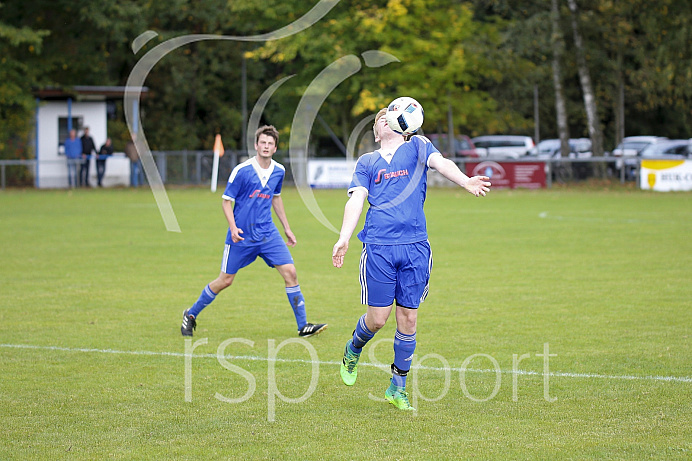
475;140;526;148
640;141;688;156
618;141;650;152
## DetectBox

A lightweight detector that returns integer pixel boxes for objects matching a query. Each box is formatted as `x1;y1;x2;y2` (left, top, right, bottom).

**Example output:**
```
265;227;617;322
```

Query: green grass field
1;186;690;460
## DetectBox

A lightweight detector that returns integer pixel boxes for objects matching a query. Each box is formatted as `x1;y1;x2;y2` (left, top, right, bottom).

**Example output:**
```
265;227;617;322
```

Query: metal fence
0;153;650;190
147;150;299;186
1;159;36;189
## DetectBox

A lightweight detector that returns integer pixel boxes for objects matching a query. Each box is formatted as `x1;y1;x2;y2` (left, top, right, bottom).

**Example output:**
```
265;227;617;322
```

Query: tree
247;0;527;153
551;0;570;157
0;2;49;166
566;0;604;156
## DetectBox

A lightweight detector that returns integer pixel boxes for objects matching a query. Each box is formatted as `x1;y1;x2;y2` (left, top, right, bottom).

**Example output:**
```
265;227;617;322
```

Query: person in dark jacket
96;138;113;187
80;127;97;187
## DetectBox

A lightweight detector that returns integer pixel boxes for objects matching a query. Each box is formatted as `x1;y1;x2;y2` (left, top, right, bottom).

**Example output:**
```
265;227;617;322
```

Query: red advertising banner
465;161;546;189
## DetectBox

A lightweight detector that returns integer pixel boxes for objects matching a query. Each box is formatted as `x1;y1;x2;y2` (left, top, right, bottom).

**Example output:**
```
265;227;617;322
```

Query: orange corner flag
214;134;225;157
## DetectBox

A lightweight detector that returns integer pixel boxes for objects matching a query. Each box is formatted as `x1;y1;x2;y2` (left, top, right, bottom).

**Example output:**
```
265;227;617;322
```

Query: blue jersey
348;135;441;245
222;157;285;246
64;138;82;159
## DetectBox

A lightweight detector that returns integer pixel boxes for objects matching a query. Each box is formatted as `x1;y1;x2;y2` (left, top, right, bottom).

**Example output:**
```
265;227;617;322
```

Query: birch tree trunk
566;0;604;156
552;0;570;157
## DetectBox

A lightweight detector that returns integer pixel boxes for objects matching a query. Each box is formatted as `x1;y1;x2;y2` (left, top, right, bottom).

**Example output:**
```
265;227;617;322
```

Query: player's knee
370;316;388;331
281;267;298;285
398;318;417;334
216;274;235;290
396;306;418;333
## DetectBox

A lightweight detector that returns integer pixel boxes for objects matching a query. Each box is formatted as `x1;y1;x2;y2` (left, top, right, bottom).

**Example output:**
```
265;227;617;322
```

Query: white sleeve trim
222;195;235;201
347;185;368;197
427;151;443;169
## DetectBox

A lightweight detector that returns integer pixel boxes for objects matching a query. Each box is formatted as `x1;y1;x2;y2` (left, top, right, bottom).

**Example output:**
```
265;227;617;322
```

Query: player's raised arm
428;154;491;197
332;188;367;268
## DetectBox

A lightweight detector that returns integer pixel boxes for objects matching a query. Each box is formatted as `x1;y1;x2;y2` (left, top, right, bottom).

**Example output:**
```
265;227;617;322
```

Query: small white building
34;86;145;188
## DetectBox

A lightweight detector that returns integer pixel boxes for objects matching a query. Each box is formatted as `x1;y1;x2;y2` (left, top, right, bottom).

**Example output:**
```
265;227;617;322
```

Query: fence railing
1;159;36;189
0;154;671;190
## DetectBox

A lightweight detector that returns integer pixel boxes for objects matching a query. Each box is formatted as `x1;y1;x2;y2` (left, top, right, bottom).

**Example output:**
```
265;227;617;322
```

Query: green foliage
0;3;48;160
0;0;690;162
248;0;527;140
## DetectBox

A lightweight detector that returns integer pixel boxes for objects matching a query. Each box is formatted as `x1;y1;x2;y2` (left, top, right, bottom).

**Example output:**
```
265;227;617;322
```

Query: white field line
537;211;658;224
2;343;691;384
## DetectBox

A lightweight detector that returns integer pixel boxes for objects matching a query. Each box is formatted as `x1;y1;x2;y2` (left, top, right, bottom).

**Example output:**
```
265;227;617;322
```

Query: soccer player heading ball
332;103;491;411
181;125;327;339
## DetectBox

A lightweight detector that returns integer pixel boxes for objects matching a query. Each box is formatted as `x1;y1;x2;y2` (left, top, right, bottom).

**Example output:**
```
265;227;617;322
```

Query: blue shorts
221;234;294;275
359;241;432;308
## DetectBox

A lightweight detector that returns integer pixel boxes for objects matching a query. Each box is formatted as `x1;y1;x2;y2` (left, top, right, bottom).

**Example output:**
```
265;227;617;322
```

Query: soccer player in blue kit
181;125;327;338
332;108;491;410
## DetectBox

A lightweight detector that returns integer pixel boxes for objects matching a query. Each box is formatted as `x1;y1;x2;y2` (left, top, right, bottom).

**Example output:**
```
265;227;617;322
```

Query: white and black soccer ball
385;97;424;135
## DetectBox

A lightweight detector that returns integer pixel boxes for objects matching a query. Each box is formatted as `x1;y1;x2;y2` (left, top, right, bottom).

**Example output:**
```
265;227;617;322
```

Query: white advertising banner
307;159;357;189
640;159;692;191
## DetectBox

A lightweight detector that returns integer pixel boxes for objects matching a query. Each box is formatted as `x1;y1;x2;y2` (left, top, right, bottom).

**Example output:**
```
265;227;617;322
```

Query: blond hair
373;108;387;141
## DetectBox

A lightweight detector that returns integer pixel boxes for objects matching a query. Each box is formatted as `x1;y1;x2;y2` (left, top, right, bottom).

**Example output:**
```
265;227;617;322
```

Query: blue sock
392;330;416;388
286;285;307;330
349;314;375;354
188;284;217;318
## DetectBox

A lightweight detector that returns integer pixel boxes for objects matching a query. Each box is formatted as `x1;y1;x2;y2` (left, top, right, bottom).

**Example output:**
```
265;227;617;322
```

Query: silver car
471;135;535;159
640;139;692;159
527;138;592;159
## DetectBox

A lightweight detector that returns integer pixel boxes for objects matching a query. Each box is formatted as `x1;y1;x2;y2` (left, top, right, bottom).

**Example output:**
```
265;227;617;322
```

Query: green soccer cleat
340;339;360;386
385;384;415;411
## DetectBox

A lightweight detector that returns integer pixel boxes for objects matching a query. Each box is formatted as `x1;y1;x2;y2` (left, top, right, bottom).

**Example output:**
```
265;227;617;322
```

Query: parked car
470;135;535;159
639;139;692;159
526;138;593;180
611;136;668;158
427;133;479;158
612;136;668;179
527;138;592;159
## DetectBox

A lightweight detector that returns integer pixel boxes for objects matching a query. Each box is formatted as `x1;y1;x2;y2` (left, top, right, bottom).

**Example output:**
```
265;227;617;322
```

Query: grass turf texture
1;186;690;460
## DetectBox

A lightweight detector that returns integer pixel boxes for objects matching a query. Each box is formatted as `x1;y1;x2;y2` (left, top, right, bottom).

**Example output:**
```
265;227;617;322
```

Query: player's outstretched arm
272;196;296;246
428;154;491;197
332;188;367;268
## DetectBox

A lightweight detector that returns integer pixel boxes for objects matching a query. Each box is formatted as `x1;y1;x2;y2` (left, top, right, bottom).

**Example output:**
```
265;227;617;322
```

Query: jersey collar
250;156;275;188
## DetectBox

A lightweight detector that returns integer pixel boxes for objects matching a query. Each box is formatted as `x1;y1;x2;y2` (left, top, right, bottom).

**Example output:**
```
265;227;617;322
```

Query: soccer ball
385;97;424;135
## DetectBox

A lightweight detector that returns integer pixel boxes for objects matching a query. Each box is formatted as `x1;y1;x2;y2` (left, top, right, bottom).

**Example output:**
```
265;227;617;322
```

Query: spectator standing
63;129;82;188
80;127;97;187
124;138;141;187
96;138;113;187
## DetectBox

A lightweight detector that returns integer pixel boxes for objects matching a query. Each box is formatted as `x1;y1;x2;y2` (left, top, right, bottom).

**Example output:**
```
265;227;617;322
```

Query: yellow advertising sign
640;160;692;191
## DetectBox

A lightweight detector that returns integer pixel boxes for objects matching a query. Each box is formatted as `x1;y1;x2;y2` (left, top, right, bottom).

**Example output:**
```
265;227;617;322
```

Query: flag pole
210;134;224;192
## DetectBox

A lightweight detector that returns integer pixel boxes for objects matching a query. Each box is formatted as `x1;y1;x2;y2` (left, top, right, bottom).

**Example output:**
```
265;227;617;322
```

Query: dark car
427;133;479;158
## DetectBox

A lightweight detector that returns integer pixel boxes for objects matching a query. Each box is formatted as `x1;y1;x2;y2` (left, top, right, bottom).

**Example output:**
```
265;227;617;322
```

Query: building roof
34;85;149;101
